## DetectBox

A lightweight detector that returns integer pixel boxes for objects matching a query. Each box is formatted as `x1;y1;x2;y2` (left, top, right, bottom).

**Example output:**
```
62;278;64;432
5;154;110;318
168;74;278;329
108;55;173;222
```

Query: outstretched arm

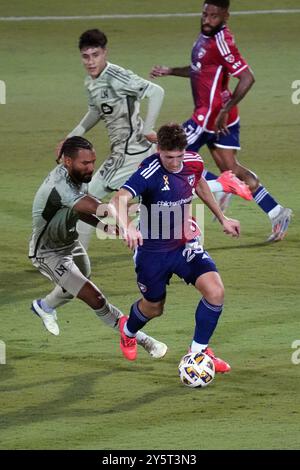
150;65;191;79
73;195;118;235
195;177;240;238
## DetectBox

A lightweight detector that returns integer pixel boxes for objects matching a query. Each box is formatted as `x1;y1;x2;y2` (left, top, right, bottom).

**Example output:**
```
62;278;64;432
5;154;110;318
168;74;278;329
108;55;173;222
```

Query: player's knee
151;303;165;317
156;306;165;316
143;299;165;317
205;284;224;306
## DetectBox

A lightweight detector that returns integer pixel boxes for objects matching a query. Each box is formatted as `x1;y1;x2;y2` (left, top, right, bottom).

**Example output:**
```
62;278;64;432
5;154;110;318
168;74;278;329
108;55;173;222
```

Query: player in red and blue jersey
150;0;292;242
110;123;241;373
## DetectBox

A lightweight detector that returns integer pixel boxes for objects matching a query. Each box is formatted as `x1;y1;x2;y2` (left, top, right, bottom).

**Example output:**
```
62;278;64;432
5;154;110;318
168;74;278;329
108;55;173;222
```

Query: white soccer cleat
31;299;60;336
139;335;168;359
267;207;293;242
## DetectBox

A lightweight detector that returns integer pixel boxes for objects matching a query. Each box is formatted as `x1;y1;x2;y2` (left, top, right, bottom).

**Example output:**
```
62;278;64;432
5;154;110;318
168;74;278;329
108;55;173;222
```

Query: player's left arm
142;82;165;143
214;31;255;135
118;71;164;144
215;68;255;134
195;176;240;238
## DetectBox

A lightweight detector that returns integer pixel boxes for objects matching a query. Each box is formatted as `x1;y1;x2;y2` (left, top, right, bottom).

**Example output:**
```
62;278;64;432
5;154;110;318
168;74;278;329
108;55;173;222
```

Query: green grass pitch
0;0;299;450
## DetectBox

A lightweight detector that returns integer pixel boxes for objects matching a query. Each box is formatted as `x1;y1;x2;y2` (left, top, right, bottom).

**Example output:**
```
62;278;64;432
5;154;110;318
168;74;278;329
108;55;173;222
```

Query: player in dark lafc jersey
110;123;241;373
150;0;292;242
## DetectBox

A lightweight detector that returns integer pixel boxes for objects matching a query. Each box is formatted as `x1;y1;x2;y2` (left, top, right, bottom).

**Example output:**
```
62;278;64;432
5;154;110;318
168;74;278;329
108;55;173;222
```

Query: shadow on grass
0;366;184;431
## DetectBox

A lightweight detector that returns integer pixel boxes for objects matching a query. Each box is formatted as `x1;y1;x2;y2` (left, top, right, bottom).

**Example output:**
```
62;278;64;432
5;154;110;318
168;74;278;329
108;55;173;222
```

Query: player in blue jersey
110;123;241;372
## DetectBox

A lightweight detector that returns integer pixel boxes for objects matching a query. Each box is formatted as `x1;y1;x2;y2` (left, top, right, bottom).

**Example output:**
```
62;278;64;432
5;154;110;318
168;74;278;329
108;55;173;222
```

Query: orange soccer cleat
119;316;137;361
203;347;231;373
217;170;253;201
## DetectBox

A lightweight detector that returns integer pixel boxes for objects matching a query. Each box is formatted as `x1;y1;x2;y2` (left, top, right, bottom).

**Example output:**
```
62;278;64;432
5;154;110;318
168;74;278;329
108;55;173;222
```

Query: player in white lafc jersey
57;29;165;249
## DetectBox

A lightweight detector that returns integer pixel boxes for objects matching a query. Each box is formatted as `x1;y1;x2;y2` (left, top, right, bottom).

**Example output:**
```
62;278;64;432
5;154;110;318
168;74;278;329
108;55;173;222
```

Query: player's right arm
109;189;143;250
56;79;102;161
73;195;118;235
150;65;190;78
67;106;102;138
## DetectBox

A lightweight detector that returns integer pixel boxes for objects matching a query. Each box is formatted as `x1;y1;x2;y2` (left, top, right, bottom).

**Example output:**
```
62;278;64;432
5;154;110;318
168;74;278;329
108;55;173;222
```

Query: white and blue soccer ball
178;351;215;388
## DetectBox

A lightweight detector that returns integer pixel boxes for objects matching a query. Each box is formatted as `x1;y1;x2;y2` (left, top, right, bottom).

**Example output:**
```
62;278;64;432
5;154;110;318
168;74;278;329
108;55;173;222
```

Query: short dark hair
58;136;94;161
157;123;187;151
204;0;230;9
79;29;107;50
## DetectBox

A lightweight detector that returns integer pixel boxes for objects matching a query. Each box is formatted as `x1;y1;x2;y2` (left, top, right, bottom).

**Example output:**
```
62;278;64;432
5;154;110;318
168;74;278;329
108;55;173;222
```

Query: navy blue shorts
134;244;218;302
183;118;241;153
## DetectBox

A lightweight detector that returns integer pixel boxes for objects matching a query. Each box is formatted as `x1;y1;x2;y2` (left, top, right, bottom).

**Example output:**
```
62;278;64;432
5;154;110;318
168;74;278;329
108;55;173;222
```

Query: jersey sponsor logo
225;54;235;63
188;174;195;187
54;263;68;277
101;103;113;114
161;175;170;191
138;282;147;293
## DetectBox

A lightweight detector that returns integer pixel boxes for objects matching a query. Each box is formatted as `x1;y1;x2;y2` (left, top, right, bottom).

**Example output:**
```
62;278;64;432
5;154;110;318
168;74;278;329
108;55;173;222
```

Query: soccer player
57;28;251;250
29;136;168;359
56;29;165;250
110;123;240;372
150;0;292;242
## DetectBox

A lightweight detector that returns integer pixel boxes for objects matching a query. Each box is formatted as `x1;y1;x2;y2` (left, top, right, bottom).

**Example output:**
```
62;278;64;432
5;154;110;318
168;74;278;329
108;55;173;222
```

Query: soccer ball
178;351;215;388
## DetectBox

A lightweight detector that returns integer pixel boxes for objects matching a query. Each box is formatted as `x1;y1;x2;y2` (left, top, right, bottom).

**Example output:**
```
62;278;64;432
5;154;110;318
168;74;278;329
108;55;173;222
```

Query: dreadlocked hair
57;136;94;163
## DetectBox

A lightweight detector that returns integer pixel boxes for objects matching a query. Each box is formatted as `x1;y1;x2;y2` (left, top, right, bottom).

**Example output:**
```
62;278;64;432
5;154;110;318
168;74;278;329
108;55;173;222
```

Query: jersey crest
188;174;196;187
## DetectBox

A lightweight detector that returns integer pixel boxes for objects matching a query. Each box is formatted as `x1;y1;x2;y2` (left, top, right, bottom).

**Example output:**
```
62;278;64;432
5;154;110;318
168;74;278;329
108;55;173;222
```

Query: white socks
94;301;123;329
45;285;73;309
191;341;208;353
207;180;224;193
268;204;283;220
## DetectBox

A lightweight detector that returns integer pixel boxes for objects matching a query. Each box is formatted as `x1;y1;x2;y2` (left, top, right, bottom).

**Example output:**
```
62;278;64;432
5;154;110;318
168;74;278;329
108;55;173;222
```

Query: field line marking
1;10;300;21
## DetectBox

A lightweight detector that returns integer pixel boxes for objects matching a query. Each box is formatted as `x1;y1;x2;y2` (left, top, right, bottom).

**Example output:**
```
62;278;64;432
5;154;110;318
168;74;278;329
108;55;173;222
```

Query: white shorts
88;145;156;199
32;241;91;297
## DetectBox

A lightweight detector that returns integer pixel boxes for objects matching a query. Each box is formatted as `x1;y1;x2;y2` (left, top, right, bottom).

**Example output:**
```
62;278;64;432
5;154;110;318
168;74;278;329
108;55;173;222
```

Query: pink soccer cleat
217;171;253;201
203;347;231;373
119;316;137;361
